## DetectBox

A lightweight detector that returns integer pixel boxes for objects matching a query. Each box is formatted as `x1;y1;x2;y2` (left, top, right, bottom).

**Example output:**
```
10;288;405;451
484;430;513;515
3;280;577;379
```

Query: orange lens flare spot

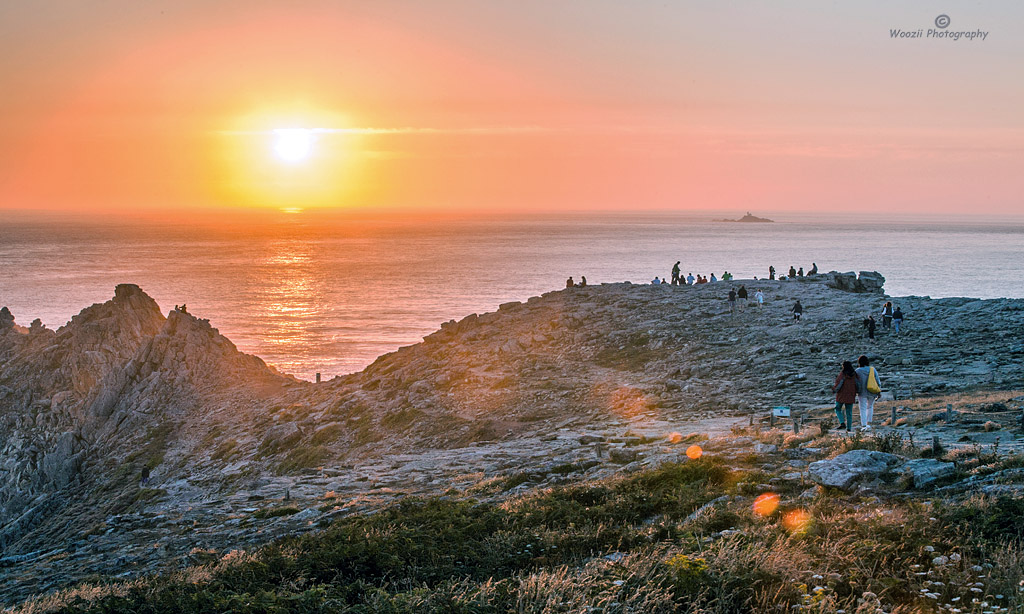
782;508;812;533
752;492;780;517
686;445;703;459
668;432;683;444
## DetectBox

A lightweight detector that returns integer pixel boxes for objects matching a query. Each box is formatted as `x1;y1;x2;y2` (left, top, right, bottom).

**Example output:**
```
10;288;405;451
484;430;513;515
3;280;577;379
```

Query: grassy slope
16;443;1024;614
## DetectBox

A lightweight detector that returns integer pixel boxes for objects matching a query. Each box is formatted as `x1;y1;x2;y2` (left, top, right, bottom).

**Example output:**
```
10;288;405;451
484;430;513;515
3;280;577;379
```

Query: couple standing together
832;356;882;432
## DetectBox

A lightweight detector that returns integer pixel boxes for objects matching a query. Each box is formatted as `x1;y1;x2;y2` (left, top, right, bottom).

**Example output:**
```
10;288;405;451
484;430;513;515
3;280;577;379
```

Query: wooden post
932;436;941;455
793;412;801;434
770;411;775;427
891;407;897;426
316;372;321;383
946;403;953;422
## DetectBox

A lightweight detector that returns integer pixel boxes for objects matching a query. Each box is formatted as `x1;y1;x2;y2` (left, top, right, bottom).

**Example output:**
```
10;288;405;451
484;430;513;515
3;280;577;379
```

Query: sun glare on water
272;128;314;163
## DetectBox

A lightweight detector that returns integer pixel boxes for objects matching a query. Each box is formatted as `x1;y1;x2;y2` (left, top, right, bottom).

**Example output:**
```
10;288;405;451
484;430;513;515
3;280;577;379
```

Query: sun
272;128;314;163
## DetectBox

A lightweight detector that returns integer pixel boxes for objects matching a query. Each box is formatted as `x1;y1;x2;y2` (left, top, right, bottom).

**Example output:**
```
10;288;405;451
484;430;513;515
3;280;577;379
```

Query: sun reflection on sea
251;239;329;375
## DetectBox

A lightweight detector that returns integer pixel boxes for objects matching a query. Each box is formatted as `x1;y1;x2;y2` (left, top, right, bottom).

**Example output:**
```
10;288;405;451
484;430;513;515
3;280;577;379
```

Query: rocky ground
2;272;1024;607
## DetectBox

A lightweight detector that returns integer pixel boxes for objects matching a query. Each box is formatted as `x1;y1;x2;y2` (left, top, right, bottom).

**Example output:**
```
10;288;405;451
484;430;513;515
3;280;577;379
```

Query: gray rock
808;450;905;491
261;423;302;451
902;459;955;488
608;448;639;463
754;443;778;454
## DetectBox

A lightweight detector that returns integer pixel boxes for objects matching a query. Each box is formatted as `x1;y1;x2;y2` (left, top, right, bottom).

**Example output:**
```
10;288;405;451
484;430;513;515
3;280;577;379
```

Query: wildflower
949;553;961;563
924;546;935;552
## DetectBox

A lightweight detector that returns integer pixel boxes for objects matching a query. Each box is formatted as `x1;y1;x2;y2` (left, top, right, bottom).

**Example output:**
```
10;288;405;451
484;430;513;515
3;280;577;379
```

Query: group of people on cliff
655;262;735;286
831;356;882;432
767;263;817;280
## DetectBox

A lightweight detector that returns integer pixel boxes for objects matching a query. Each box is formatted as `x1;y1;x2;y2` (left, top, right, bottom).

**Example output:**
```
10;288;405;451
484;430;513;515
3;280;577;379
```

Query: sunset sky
1;1;1022;216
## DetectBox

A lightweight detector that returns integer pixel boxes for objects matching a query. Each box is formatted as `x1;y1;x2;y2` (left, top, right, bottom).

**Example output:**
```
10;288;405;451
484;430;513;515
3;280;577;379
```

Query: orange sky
1;1;1022;216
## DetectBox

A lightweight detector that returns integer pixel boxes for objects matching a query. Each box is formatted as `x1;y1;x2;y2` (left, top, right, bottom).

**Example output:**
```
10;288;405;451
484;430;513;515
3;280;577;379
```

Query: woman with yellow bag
855;355;882;431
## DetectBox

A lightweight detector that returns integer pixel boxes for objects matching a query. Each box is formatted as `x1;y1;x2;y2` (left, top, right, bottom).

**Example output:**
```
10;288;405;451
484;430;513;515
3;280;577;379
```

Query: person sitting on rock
651;276;662;285
809;262;818;275
797;267;804;277
579;276;587;287
687;273;695;285
566;277;575;288
709;273;717;282
788;266;797;278
791;300;803;321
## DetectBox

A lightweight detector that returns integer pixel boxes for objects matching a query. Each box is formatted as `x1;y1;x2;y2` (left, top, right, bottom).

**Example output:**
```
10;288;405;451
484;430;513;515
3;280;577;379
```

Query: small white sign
772;406;791;418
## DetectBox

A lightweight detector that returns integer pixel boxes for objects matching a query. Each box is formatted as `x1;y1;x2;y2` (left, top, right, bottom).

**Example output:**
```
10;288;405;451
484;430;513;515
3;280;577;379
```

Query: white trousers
858;394;876;427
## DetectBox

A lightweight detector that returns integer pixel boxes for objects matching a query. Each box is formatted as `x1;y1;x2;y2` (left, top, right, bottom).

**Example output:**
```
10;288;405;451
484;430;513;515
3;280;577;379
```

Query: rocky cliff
2;273;1024;604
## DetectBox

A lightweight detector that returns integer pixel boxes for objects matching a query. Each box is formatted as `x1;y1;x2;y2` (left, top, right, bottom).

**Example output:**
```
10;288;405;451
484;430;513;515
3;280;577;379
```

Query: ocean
2;212;1023;380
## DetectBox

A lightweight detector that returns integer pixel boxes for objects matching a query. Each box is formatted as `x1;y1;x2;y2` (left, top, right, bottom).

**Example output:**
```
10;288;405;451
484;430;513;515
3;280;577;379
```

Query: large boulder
857;271;886;293
825;271;886;294
902;458;955;488
808;450;905;490
261;422;302;452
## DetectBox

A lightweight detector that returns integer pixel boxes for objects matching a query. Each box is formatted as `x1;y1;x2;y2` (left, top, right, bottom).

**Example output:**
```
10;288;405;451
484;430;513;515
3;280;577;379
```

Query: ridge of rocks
2;274;1024;606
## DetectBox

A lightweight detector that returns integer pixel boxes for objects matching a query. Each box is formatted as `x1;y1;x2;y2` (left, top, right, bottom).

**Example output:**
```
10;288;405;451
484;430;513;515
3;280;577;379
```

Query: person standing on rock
737;285;748;310
855;355;882;431
881;301;893;330
864;315;876;340
671;261;681;285
791;300;803;321
832;360;858;431
754;289;764;307
892;306;904;336
728;288;737;314
769;265;775;280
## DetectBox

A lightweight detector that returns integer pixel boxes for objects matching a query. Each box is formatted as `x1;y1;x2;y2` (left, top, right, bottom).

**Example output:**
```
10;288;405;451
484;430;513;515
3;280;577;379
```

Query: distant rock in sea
714;211;774;223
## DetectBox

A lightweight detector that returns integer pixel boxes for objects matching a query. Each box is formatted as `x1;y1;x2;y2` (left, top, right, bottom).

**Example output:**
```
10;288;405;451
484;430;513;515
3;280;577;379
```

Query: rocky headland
2;273;1024;607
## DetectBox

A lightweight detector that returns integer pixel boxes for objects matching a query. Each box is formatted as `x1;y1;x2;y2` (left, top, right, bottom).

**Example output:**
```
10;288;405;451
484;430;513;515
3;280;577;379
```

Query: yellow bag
866;367;880;394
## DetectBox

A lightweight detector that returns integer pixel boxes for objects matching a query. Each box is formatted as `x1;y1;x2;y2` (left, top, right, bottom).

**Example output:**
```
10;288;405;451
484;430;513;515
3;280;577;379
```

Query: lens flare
753;492;780;517
686;445;703;459
782;508;812;533
668;432;683;444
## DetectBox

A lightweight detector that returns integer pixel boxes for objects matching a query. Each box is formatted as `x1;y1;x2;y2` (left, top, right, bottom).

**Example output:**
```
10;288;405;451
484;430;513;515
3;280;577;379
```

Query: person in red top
832;360;857;431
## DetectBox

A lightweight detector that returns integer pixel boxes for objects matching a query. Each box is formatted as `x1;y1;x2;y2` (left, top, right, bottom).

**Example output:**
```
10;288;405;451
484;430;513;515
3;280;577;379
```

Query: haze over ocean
2;213;1022;380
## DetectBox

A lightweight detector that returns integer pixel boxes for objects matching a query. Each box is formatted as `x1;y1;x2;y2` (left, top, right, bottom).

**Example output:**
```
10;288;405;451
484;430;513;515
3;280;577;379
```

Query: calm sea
2;213;1023;380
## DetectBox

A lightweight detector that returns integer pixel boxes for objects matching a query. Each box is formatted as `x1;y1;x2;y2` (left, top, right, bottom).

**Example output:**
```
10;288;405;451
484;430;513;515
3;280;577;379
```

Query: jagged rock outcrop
825;271;886;294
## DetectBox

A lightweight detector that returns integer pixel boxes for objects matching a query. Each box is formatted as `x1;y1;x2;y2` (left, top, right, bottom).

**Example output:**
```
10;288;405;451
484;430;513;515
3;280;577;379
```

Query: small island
714;211;774;223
